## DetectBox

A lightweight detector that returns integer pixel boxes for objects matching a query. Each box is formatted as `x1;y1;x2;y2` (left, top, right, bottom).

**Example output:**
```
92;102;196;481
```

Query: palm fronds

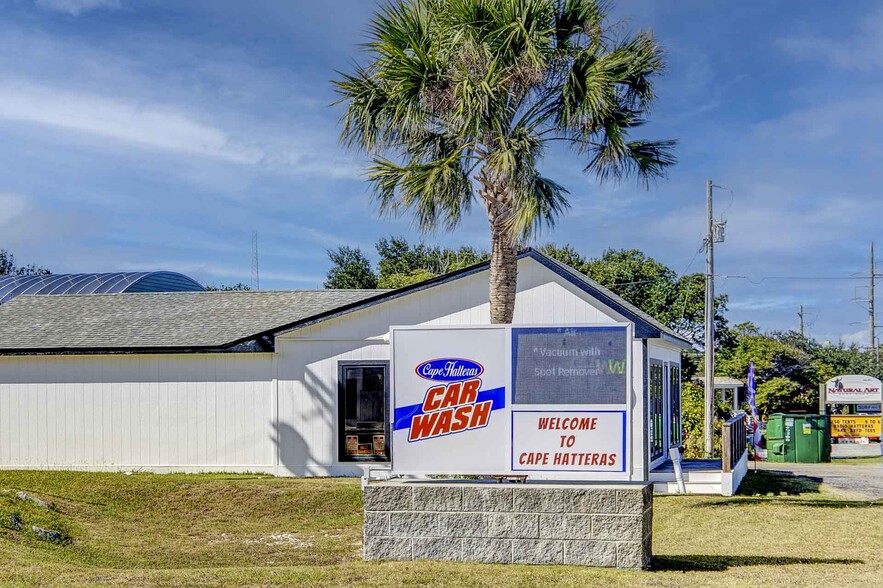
334;0;676;243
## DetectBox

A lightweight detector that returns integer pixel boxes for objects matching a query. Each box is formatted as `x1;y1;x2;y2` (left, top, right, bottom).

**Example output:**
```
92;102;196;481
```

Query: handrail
722;412;747;473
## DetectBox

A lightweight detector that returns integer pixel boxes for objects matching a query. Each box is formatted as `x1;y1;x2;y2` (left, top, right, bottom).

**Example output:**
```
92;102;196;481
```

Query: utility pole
871;242;876;363
798;305;805;338
704;180;715;459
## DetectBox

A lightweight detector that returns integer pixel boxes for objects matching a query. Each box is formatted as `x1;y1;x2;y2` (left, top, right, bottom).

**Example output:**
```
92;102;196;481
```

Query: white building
0;249;690;481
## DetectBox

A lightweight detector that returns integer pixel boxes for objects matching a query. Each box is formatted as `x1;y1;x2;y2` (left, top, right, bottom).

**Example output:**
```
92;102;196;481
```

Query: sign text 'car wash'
391;325;631;478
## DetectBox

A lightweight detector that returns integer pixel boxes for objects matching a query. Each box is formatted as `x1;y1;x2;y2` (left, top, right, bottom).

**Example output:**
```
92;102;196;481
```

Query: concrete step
653;481;723;495
649;470;723;484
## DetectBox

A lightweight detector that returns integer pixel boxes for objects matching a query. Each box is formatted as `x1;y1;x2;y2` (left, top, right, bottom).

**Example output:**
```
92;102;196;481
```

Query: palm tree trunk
488;203;518;324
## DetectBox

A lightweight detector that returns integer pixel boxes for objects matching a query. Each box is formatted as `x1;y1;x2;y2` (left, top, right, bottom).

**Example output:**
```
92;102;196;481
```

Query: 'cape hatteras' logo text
408;378;492;442
416;358;484;381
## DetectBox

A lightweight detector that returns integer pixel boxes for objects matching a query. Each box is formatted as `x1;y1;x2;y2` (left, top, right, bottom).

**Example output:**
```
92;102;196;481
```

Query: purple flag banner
747;362;762;454
747;362;758;420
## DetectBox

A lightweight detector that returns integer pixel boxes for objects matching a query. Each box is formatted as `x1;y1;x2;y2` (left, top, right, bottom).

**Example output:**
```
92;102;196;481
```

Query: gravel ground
831;441;882;459
756;442;883;499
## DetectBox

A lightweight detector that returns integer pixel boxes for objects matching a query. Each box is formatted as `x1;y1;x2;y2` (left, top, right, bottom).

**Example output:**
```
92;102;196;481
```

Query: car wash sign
407;359;494;441
825;375;883;404
391;325;631;478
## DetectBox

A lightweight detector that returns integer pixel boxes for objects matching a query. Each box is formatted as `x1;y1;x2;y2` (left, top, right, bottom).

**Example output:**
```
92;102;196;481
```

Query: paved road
756;442;883;499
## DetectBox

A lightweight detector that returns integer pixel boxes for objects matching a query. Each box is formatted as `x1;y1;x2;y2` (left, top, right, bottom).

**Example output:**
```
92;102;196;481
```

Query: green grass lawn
832;455;882;466
1;470;881;587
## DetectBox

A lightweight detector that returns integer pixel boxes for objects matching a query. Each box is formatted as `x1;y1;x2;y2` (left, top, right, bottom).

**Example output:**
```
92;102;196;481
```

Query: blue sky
1;0;881;345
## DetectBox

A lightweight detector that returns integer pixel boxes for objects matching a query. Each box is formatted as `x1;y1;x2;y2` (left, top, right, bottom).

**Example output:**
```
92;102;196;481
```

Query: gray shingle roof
0;290;386;352
0;249;692;354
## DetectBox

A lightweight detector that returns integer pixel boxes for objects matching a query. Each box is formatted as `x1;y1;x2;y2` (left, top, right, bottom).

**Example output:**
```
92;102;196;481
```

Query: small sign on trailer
830;415;882;440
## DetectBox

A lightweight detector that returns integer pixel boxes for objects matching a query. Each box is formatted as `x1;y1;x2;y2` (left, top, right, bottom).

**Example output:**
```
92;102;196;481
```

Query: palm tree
334;0;675;323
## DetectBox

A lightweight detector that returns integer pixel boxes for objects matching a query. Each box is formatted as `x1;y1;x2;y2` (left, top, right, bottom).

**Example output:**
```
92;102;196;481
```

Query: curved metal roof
0;272;204;305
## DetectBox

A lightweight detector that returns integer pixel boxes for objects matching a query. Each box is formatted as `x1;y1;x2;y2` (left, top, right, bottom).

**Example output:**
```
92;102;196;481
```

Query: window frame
669;364;682;448
649;359;665;462
337;360;390;463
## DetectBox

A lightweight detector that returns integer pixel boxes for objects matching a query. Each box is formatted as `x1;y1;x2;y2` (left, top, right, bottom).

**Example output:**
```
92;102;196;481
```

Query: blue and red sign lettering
397;358;504;442
415;358;484;381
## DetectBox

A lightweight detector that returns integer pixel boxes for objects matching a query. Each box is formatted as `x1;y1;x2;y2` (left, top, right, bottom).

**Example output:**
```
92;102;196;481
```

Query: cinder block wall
363;482;652;569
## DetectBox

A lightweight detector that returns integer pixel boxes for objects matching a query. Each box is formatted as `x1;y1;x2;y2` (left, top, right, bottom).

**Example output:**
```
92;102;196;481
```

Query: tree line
324;237;728;349
325;237;878;457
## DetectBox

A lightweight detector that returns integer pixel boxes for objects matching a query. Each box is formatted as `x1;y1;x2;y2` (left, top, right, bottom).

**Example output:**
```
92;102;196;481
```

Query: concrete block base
363;481;652;569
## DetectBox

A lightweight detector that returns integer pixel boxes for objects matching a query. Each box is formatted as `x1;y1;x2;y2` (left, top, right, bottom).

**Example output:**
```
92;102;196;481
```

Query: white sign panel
390;324;632;479
825;375;883;404
511;410;626;472
391;327;508;474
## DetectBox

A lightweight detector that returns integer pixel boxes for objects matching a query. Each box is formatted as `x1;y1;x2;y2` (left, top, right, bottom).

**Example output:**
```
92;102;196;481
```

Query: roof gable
268;249;691;347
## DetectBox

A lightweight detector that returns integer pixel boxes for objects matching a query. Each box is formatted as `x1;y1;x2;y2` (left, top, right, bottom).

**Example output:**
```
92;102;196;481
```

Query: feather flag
747;362;762;455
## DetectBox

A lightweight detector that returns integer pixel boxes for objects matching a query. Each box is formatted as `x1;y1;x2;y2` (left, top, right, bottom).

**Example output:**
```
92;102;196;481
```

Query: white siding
0;353;275;472
648;340;683;364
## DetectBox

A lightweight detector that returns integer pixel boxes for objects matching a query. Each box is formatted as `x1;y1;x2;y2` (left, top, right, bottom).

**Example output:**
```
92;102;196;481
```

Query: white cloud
752;94;883;145
838;329;868;347
728;295;806;313
0;81;362;178
777;8;883;71
0;192;28;225
0;81;261;164
0;191;101;258
34;0;122;16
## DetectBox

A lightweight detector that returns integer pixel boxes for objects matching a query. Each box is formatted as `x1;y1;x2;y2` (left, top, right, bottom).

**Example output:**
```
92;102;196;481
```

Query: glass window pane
649;361;664;460
339;364;388;462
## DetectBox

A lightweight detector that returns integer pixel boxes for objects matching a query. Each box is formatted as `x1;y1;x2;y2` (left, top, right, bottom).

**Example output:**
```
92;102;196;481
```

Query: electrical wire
718;275;871;285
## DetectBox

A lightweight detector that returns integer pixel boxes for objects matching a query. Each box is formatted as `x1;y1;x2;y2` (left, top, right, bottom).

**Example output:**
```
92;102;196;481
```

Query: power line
609;273;871;287
719;275;872;284
680;241;706;276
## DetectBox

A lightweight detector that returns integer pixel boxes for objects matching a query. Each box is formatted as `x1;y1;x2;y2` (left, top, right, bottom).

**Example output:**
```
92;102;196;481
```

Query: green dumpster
765;414;831;463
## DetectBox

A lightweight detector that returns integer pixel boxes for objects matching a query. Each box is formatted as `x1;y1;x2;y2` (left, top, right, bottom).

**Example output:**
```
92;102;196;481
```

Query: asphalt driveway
755;442;883;499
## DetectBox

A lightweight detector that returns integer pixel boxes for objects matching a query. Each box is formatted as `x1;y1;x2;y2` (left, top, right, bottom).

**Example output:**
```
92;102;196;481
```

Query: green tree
536;245;729;349
204;283;252;291
335;0;675;323
717;330;817;416
774;331;877;384
755;377;809;416
376;236;486;287
680;380;728;458
537;243;589;273
0;249;50;277
324;247;378;289
561;247;728;347
379;268;437;289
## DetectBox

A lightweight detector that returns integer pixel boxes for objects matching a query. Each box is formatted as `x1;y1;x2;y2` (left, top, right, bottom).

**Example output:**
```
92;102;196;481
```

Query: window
338;363;389;462
669;365;682;447
649;360;665;461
